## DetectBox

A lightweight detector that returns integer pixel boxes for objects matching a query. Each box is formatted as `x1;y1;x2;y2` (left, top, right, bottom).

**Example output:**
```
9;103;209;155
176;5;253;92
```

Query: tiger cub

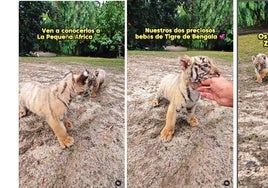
152;55;220;141
252;53;268;83
90;69;106;98
19;70;91;148
83;72;97;97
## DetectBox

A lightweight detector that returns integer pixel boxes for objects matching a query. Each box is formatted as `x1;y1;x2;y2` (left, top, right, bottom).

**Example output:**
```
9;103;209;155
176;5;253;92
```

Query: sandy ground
19;59;124;187
127;54;233;187
238;62;268;187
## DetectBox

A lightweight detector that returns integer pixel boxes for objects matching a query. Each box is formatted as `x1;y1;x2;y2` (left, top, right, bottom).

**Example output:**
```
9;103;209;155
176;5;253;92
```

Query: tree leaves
238;1;266;28
127;0;233;51
89;1;124;57
19;1;124;57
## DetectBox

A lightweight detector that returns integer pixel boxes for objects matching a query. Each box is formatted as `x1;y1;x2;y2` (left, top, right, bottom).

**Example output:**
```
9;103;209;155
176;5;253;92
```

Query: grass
238;34;267;64
19;56;124;69
20;50;233;69
128;50;233;62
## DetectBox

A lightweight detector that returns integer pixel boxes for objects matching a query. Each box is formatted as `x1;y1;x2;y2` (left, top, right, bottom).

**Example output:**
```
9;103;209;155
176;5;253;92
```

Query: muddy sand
127;54;233;187
19;59;124;187
238;62;268;187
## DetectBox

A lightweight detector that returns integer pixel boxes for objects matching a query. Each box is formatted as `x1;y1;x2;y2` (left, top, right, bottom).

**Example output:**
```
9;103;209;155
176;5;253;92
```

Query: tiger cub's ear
179;55;192;70
77;69;89;85
95;70;99;77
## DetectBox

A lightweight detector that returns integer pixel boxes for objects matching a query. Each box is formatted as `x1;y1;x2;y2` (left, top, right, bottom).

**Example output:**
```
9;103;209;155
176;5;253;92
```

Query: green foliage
19;1;52;55
40;8;59;53
127;0;184;50
40;1;96;55
127;0;233;51
89;2;124;57
176;6;190;29
238;1;266;28
178;0;233;50
19;1;124;57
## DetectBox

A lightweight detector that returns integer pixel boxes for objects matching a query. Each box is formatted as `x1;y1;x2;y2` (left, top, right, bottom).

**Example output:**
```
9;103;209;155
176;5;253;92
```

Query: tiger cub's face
180;55;220;83
252;53;268;72
87;72;97;92
82;72;97;97
71;70;91;95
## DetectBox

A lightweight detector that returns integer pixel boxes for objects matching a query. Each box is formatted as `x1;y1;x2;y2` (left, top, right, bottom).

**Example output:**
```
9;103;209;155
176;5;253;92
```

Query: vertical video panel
238;1;268;187
127;0;233;187
19;1;125;187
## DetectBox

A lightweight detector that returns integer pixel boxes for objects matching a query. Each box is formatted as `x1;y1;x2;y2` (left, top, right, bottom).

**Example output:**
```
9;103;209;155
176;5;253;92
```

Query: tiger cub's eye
203;63;209;67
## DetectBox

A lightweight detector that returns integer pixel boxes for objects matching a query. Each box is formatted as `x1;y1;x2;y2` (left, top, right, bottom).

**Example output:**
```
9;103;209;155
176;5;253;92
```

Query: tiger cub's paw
58;136;74;149
189;116;199;126
160;127;174;141
152;99;159;107
256;78;262;83
90;92;97;98
64;120;73;131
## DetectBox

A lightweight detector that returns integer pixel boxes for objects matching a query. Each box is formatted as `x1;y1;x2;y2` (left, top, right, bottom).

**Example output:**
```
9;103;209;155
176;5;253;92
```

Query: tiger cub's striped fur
252;53;268;83
91;69;106;98
152;55;220;141
19;70;92;148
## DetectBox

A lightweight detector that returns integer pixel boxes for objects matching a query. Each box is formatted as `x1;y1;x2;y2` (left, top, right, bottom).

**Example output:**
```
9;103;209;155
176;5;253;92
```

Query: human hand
197;77;233;107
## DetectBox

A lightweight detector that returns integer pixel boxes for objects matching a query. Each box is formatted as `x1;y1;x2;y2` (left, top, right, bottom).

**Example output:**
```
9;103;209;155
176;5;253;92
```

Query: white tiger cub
252;53;268;83
90;68;106;98
19;70;91;148
152;55;220;141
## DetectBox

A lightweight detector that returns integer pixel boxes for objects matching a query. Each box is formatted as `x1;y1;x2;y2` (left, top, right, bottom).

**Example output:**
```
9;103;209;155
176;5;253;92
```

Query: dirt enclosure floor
127;53;233;187
19;58;124;187
238;63;268;187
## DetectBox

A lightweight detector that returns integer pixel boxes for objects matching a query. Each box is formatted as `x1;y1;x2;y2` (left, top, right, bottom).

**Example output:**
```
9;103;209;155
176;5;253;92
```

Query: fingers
197;86;211;93
199;92;215;101
197;86;214;100
199;78;213;86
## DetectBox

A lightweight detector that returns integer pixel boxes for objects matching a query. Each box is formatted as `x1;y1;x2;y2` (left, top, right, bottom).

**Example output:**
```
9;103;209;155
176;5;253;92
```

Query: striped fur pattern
152;55;220;141
252;53;268;83
90;68;106;98
19;70;90;148
83;72;97;97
